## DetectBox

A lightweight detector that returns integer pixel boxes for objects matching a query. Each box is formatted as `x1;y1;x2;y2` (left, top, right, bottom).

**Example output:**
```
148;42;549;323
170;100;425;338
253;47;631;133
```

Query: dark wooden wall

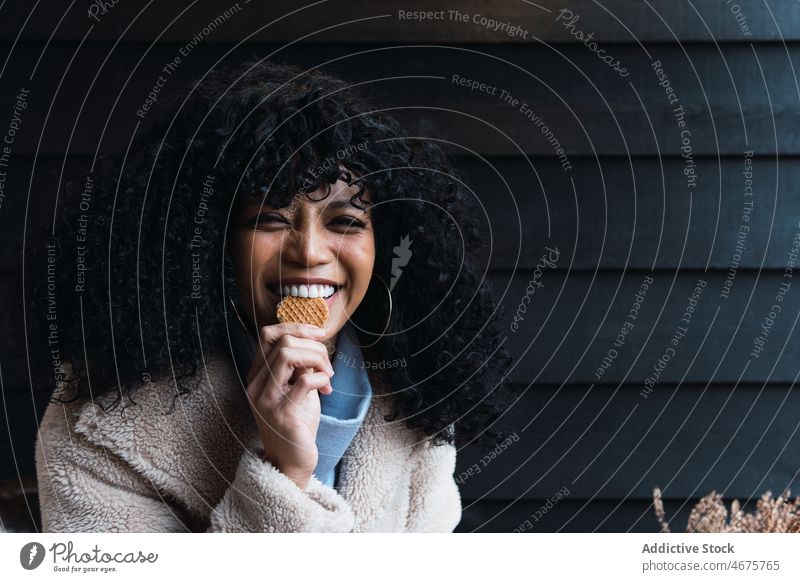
2;0;800;532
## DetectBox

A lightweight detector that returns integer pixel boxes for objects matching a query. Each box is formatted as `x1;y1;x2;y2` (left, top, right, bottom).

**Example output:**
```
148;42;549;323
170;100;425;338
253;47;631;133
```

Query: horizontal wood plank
1;0;798;43
457;384;800;501
458;156;799;270
457;498;695;532
0;43;798;156
490;271;800;385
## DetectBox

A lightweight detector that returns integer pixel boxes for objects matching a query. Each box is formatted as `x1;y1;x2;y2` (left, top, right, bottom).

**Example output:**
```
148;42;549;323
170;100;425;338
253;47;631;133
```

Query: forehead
238;179;370;212
296;179;368;205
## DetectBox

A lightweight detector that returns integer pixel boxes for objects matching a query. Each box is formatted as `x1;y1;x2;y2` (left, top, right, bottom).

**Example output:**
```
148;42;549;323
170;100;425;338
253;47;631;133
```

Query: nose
283;222;332;267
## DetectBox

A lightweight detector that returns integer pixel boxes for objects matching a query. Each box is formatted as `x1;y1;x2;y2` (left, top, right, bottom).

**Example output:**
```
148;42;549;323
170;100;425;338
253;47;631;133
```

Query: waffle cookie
276;296;329;328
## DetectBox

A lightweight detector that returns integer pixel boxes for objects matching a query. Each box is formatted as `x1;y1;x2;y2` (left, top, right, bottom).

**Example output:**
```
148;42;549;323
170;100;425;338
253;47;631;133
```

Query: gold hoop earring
229;298;253;335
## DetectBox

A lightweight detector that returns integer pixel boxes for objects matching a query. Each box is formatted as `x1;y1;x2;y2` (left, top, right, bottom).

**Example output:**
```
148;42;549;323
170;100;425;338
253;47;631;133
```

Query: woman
30;59;513;532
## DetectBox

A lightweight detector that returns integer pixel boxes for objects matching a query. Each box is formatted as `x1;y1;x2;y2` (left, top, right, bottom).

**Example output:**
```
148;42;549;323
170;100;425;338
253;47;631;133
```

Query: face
231;175;375;340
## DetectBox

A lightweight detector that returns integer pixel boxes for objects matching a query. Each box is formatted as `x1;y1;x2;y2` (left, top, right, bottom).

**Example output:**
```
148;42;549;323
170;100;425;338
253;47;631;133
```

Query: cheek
342;234;375;294
232;233;256;286
232;232;279;293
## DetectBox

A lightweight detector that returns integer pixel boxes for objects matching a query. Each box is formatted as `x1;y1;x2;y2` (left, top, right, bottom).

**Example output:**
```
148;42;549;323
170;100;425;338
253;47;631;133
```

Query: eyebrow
250;196;371;214
324;199;368;211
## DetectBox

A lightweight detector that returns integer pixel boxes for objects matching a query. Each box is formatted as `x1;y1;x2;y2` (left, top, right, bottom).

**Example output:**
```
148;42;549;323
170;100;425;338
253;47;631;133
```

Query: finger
248;347;333;407
271;334;330;363
285;372;333;404
288;364;334;385
250;334;329;384
258;323;325;349
255;329;329;375
267;346;334;387
287;351;332;384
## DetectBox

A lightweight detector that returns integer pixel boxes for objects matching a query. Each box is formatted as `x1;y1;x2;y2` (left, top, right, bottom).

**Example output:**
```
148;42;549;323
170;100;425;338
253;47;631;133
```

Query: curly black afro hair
27;58;514;448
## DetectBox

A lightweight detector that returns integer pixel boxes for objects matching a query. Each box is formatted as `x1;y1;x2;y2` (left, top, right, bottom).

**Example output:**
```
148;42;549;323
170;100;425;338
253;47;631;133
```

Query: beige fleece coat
35;352;462;532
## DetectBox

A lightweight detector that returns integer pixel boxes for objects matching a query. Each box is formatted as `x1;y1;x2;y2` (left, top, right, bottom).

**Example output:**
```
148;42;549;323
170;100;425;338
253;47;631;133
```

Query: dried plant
653;487;800;533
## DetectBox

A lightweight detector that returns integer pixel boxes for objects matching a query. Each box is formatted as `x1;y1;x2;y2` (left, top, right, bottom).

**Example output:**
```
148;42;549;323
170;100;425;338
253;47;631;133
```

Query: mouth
267;282;344;304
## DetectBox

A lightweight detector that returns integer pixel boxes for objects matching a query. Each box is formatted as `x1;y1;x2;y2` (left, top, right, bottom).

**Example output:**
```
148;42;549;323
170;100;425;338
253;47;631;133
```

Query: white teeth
280;284;338;298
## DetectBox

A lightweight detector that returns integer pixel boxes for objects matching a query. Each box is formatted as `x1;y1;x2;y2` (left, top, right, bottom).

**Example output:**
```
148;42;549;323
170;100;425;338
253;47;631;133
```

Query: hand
245;322;333;489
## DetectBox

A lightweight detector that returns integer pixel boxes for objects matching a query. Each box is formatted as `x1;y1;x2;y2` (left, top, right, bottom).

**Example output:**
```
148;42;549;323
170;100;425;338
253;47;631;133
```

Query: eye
329;215;366;230
248;213;288;228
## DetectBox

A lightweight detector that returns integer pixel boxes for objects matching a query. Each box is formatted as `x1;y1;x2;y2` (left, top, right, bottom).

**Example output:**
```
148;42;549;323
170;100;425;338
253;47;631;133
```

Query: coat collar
71;351;418;530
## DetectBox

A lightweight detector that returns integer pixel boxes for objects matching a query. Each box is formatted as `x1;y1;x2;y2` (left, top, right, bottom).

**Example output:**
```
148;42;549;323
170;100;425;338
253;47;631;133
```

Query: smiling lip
266;278;345;300
273;278;342;287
